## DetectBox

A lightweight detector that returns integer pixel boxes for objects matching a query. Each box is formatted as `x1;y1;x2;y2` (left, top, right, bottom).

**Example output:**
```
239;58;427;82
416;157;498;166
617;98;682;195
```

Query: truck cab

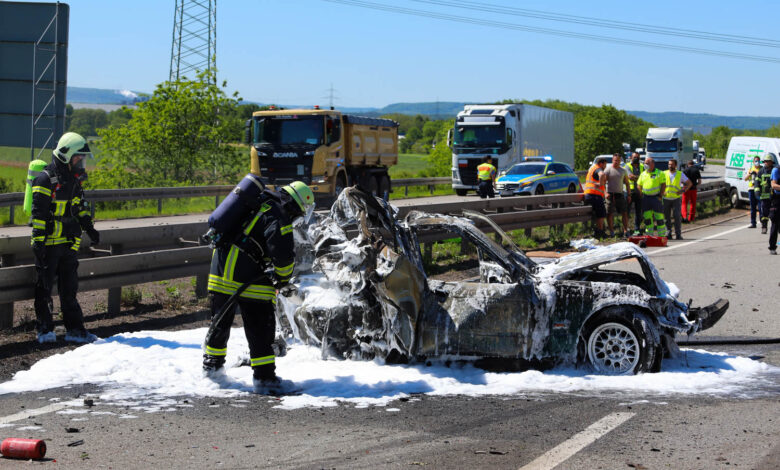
645;127;696;170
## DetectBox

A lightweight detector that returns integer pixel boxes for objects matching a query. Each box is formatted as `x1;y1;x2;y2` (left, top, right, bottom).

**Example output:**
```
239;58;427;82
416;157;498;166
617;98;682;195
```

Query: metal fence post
0;254;15;329
107;244;123;316
9;205;15;225
157;198;163;214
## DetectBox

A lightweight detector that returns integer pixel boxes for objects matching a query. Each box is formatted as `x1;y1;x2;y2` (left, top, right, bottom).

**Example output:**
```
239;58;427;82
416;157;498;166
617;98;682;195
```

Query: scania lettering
645;127;696;171
245;108;398;196
448;104;574;196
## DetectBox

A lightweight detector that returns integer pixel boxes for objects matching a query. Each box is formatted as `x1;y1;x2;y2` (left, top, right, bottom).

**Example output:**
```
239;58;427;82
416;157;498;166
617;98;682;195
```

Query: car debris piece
278;187;728;375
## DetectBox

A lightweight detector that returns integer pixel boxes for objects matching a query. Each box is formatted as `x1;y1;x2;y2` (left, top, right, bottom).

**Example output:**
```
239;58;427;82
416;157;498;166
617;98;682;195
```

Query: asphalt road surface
4;164;780;469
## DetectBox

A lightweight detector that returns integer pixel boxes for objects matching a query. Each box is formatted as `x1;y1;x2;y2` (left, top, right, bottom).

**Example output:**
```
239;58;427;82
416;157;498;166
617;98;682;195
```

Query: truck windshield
646;139;678;153
255;116;324;146
453;125;504;148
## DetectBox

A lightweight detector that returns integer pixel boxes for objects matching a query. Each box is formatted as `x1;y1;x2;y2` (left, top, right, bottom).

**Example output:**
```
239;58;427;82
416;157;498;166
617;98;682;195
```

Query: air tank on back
203;173;266;247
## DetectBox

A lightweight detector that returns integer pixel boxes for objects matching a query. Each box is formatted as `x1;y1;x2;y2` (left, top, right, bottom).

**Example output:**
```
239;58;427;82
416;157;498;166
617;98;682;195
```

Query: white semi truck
448;104;574;196
645;127;697;170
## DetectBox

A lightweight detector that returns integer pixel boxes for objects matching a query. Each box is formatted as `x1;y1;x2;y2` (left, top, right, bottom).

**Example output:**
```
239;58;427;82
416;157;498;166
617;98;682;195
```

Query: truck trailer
448;103;574;196
245;108;399;196
645;127;696;171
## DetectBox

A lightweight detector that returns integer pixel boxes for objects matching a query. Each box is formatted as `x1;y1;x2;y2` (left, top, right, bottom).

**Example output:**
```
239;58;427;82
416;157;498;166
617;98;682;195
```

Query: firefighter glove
87;228;100;246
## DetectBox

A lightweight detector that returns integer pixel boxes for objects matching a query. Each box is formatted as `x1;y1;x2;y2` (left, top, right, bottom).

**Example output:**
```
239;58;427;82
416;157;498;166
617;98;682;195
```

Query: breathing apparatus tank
23;159;48;215
203;173;267;247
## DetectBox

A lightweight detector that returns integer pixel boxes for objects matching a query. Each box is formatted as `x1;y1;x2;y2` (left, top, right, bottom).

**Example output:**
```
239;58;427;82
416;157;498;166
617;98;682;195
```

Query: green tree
574;105;630;169
91;69;243;189
422;119;454;176
68;108;108;137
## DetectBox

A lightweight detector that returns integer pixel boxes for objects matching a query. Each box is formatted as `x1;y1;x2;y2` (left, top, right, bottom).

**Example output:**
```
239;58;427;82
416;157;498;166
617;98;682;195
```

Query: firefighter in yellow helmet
31;132;100;344
203;180;314;395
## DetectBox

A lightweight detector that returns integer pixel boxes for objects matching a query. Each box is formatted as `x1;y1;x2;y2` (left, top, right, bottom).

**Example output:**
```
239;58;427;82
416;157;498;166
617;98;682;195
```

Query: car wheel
584;310;658;375
535;185;545;195
729;187;741;208
567;183;576;193
456;189;468;196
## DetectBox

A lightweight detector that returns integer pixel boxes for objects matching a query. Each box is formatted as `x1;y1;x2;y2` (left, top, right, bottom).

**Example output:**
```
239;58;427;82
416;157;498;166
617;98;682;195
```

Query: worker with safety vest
30;132;100;344
623;152;643;235
756;153;776;235
662;159;692;240
476;155;497;199
584;158;608;238
744;155;762;228
203;180;314;395
636;156;667;237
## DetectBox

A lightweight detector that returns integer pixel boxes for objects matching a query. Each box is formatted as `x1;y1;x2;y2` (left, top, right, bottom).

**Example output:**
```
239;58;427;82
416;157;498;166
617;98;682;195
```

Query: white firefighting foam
0;328;776;411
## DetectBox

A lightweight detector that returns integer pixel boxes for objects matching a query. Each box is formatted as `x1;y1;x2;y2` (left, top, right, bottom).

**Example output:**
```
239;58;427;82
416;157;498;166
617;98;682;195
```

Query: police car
495;156;581;196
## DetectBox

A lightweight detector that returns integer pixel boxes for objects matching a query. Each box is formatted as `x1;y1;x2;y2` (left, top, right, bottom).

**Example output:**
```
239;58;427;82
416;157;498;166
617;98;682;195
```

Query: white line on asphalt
0;403;70;424
648;224;746;255
518;412;635;470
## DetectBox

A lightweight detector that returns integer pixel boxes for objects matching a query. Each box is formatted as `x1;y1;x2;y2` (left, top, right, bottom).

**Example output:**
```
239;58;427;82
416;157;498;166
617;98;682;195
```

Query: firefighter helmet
282;181;315;214
53;132;91;164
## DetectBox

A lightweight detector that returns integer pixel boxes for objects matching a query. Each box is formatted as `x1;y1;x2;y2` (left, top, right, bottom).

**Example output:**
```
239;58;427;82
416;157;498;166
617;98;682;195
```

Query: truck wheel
583;309;658;375
378;174;391;198
366;175;379;196
456;189;468;196
335;173;347;196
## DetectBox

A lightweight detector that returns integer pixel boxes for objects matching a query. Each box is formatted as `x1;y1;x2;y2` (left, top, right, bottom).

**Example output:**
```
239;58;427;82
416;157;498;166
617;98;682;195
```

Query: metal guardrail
0;181;731;329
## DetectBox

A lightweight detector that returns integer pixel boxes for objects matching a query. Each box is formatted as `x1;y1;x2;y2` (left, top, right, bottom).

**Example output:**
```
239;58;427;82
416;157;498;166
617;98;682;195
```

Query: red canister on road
0;438;47;459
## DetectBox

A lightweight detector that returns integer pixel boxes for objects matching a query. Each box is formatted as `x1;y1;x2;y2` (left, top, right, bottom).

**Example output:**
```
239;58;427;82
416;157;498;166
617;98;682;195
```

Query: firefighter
203;180;314;394
637;157;667;237
756;153;775;234
31;132;100;344
476;155;496;198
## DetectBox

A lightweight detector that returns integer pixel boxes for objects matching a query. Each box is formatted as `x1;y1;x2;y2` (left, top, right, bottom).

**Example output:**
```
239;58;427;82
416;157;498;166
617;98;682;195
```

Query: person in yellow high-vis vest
636;157;667;237
476;155;497;199
663;159;692;240
623;152;643;235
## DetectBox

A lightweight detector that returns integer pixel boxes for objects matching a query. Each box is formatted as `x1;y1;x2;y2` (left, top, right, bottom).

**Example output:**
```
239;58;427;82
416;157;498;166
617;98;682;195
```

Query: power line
323;0;780;64
412;0;780;49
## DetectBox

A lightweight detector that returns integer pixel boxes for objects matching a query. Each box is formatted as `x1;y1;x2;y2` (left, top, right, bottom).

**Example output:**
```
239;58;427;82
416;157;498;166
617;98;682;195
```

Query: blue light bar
523;155;554;162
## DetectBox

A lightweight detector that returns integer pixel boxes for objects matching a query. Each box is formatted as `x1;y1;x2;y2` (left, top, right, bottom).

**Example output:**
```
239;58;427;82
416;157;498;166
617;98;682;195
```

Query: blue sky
55;0;780;115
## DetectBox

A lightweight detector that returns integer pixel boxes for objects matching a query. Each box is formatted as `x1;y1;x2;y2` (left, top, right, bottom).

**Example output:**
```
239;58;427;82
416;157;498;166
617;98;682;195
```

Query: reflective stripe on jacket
624;162;641;191
583;164;605;197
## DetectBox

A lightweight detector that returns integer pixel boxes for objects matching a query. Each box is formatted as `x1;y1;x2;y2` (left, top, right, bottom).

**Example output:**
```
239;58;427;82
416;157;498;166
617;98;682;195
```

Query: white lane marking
519;412;635;470
648;224;747;255
0;403;70;424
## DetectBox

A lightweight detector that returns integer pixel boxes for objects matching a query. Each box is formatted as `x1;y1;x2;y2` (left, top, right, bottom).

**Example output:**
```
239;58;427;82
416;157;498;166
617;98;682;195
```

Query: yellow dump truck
245;107;399;196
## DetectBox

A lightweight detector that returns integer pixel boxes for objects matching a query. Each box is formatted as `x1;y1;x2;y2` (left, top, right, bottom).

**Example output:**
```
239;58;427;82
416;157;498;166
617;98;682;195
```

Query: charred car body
279;188;728;375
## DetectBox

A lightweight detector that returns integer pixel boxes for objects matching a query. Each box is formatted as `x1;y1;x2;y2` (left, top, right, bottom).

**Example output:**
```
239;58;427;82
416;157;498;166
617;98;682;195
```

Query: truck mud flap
688;298;729;332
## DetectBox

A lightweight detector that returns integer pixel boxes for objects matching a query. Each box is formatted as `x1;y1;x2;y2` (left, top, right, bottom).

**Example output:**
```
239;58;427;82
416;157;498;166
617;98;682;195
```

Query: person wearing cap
30;132;100;344
202;180;315;394
755;154;775;234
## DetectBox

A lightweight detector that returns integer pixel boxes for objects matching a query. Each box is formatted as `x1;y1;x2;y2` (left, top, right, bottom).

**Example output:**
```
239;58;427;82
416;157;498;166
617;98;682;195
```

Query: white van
724;136;780;207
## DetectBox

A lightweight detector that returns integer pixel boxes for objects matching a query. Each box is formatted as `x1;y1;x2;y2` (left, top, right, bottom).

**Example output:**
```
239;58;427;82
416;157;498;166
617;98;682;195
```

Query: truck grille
259;157;313;185
458;159;481;186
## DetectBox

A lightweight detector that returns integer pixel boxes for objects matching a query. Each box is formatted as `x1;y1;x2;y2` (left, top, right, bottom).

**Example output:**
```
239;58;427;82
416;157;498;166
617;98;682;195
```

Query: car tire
535;185;545;195
729;187;742;208
583;309;658;375
567;183;577;193
455;189;468;196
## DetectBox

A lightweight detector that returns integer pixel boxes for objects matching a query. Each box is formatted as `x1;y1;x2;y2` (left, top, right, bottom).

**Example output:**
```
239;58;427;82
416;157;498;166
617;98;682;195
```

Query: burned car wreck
277;188;728;375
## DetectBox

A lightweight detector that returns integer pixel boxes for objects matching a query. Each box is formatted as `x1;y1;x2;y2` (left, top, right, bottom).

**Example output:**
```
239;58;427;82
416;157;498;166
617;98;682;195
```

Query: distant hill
67;87;148;106
626;111;780;131
64;87;780;130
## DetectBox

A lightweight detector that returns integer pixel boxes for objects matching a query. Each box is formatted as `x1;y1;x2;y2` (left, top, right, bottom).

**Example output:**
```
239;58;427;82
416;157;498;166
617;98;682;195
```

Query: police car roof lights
523;155;554;162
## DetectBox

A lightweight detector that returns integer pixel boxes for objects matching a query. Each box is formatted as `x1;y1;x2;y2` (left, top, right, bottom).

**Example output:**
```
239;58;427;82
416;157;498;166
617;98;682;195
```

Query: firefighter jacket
207;195;295;303
30;158;95;251
756;167;774;200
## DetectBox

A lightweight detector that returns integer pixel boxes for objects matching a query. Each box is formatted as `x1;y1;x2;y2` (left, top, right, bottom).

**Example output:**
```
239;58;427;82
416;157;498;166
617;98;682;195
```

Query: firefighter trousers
204;293;277;379
34;243;86;334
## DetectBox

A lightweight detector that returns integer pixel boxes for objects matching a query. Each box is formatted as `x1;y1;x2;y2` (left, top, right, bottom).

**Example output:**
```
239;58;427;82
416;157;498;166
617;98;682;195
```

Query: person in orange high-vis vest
584;158;608;238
